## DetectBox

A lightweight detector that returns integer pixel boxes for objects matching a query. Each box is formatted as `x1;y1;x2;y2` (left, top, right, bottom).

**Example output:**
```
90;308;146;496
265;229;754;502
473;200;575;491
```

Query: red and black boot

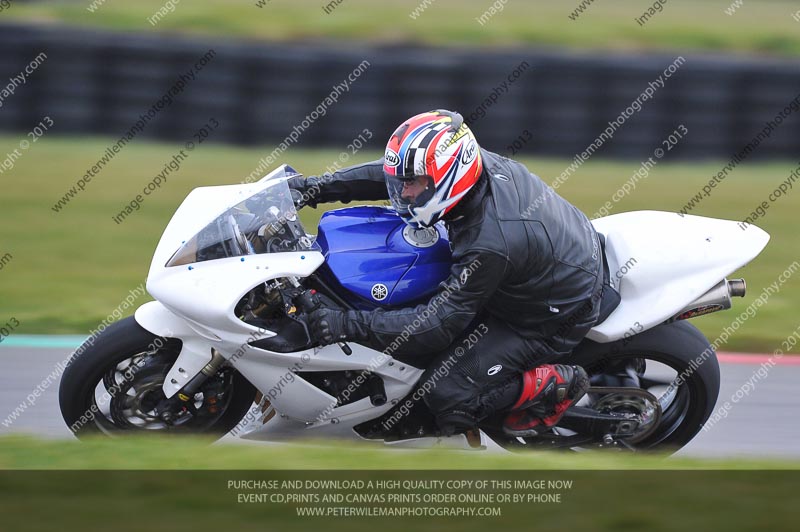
503;364;590;437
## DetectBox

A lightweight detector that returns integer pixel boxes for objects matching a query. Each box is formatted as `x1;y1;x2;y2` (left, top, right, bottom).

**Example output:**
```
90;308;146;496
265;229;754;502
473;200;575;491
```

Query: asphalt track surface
1;341;798;459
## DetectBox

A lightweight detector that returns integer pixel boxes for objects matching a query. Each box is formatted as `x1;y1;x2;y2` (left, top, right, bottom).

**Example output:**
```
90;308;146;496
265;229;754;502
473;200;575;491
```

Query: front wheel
59;316;256;440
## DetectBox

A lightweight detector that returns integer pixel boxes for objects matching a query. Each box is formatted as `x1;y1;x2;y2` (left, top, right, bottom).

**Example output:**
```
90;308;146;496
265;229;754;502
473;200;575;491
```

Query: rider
289;109;606;437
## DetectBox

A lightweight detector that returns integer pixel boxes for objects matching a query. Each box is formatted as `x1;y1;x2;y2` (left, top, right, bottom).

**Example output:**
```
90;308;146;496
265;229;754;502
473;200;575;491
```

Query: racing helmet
383;110;483;228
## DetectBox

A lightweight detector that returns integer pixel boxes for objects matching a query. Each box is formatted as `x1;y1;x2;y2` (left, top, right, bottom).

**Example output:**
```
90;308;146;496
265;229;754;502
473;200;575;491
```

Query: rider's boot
502;364;590;437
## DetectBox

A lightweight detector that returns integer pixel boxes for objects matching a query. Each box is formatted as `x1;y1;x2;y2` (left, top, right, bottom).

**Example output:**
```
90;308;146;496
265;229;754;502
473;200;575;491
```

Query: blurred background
1;0;799;353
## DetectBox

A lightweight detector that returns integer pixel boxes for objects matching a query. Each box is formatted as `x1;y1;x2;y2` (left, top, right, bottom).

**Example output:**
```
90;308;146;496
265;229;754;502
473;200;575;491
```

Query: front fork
155;349;227;423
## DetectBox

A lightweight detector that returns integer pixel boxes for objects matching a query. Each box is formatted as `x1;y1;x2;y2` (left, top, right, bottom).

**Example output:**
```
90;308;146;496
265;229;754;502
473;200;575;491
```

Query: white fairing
587;211;770;342
135;167;429;444
135;298;424;440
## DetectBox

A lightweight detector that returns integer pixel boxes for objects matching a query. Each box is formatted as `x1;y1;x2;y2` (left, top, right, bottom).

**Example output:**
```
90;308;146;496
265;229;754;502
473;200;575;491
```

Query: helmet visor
386;173;435;224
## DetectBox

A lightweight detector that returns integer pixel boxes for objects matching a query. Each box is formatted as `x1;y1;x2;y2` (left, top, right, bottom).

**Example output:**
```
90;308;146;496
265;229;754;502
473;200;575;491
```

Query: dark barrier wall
1;23;799;160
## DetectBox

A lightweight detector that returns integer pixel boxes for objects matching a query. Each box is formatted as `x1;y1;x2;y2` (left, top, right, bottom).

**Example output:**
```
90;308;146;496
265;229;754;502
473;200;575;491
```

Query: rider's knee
432;409;478;436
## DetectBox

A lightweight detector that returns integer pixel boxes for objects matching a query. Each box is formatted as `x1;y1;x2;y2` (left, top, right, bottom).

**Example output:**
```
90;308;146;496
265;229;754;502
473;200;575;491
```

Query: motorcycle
59;165;770;452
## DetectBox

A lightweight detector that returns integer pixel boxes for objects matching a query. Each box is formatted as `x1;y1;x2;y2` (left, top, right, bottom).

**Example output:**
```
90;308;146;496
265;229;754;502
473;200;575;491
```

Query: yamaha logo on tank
371;283;389;301
384;149;400;167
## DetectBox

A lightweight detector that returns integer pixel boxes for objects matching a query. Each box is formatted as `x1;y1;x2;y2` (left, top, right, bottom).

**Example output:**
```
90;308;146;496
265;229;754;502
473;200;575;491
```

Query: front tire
59;316;256;440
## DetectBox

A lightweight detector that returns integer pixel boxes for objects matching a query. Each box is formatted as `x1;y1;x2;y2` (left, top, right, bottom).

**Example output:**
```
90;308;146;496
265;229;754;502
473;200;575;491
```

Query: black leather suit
290;149;605;432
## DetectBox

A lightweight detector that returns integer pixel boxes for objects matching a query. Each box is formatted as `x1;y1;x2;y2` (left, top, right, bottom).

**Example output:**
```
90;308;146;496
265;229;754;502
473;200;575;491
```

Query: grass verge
3;433;800;470
2;0;800;57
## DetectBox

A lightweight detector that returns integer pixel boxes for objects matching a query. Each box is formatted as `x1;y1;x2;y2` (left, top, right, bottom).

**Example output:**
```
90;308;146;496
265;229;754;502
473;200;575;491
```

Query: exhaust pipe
728;278;746;298
670;278;746;322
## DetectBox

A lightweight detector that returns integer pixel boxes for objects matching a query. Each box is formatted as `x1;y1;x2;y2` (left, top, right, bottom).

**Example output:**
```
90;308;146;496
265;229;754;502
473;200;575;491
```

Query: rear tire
487;321;720;452
581;322;719;449
59;316;256;440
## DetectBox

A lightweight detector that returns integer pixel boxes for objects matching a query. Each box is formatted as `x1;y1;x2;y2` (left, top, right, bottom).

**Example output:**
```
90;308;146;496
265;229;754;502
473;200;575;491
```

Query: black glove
307;306;373;348
308;307;349;346
289;187;307;210
287;176;318;209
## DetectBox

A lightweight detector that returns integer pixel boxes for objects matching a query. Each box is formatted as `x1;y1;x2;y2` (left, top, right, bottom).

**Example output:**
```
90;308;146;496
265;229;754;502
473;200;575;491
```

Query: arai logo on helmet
384;149;401;167
461;140;477;165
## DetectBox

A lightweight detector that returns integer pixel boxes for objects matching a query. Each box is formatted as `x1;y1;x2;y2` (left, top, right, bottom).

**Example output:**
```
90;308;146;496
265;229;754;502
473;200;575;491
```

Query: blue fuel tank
316;206;452;308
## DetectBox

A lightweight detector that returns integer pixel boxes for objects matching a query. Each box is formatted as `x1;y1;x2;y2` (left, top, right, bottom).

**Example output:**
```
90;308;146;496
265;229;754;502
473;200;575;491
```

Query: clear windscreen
166;176;318;267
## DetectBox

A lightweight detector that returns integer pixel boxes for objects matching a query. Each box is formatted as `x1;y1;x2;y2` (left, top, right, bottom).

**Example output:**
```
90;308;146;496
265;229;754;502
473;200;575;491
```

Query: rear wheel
486;321;720;453
59;316;256;440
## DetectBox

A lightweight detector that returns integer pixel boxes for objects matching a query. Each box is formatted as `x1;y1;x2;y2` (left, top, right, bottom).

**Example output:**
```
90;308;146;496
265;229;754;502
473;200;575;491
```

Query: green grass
0;135;798;353
4;0;800;56
0;436;797;531
0;434;798;470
